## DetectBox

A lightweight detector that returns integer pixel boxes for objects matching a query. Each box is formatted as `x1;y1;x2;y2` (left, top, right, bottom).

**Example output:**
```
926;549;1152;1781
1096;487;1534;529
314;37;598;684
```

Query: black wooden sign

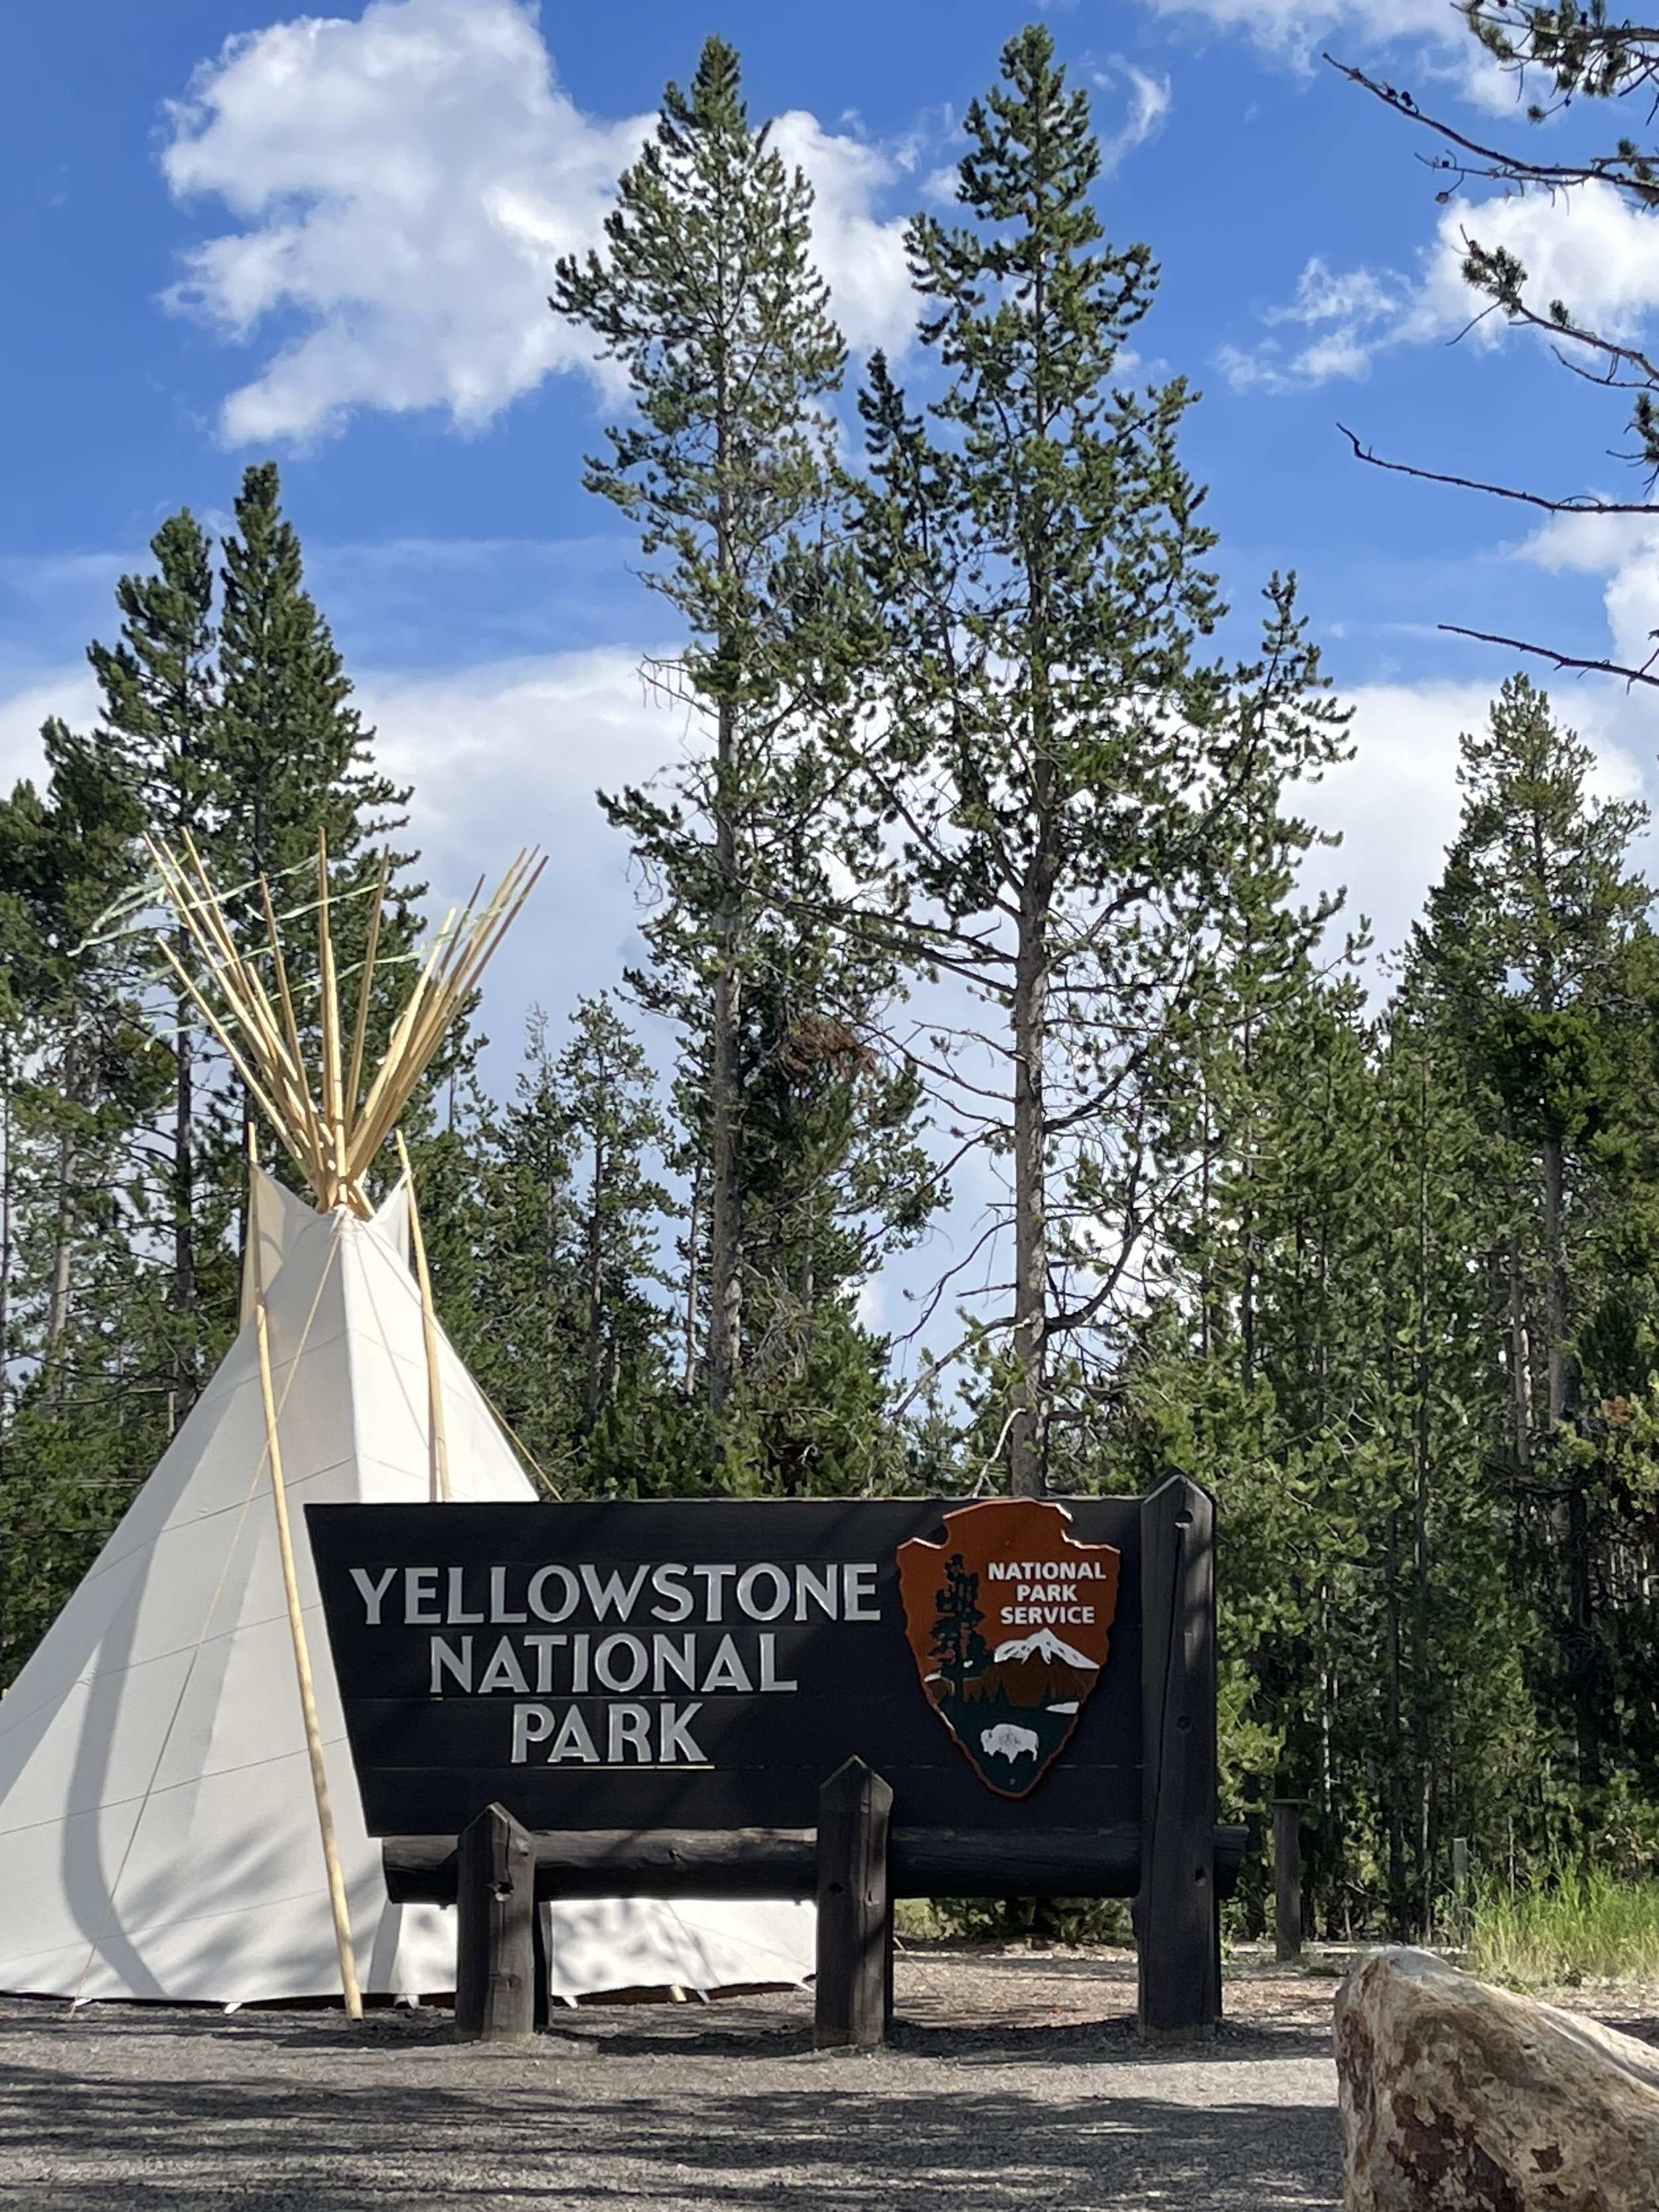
307;1495;1142;1839
309;1479;1226;2047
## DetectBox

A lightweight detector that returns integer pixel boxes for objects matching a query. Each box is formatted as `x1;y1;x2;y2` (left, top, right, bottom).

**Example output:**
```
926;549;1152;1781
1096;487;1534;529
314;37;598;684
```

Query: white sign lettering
357;1558;873;1771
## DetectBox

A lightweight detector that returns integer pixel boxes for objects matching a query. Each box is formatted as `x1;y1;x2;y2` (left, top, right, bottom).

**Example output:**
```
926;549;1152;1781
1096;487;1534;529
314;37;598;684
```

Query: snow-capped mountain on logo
992;1628;1094;1670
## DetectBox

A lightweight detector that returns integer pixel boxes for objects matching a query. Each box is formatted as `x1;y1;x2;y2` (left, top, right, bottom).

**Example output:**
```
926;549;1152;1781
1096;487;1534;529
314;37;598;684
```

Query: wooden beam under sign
384;1821;1248;1904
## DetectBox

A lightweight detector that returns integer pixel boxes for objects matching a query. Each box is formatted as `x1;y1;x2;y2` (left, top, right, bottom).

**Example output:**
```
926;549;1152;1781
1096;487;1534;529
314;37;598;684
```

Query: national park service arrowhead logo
897;1499;1120;1799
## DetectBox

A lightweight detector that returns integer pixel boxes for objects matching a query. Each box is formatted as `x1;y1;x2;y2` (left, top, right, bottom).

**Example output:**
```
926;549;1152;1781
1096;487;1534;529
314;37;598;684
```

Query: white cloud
1133;0;1514;100
357;646;687;1067
1087;58;1174;172
1514;508;1659;742
1223;180;1659;391
1298;680;1489;961
1221;254;1413;388
162;0;916;446
1139;0;1457;48
362;643;664;897
0;672;102;793
1409;181;1659;347
1520;509;1658;577
768;113;915;354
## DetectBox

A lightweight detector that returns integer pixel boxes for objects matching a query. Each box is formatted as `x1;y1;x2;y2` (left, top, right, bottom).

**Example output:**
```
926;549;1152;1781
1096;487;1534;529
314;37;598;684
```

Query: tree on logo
930;1554;989;1692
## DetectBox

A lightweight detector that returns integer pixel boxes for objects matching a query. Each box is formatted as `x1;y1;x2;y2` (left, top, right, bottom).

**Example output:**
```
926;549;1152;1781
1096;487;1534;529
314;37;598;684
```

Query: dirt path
43;1941;1644;2212
0;1949;1344;2211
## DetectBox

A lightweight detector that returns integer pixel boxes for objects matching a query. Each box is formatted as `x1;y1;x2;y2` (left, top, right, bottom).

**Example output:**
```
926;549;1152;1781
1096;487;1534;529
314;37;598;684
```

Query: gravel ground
0;1949;1342;2212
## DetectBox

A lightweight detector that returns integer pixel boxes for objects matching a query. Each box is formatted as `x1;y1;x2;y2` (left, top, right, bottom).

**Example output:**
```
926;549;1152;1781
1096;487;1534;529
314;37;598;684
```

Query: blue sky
5;0;1658;1340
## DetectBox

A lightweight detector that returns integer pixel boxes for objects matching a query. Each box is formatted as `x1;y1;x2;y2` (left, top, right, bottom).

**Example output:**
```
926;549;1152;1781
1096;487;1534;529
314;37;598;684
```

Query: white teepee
0;842;812;2005
0;1173;812;2004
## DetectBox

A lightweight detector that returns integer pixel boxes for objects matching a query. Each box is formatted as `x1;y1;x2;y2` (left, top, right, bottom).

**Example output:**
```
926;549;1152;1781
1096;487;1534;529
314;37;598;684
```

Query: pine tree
86;513;222;1411
436;999;673;1491
214;462;421;1188
217;462;411;881
846;27;1349;1495
549;37;899;1422
0;722;160;1686
1411;674;1659;1791
1;469;429;1685
553;997;671;1436
930;1554;989;1690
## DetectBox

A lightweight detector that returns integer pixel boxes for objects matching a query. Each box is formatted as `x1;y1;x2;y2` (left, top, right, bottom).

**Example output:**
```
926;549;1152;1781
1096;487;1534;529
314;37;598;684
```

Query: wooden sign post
1273;1799;1305;1963
1137;1477;1218;2039
310;1483;1233;2046
455;1803;536;2042
815;1758;893;2049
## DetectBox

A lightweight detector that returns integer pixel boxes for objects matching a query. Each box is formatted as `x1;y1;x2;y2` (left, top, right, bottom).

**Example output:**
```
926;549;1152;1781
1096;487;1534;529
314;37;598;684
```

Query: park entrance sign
309;1494;1138;1833
307;1479;1231;2045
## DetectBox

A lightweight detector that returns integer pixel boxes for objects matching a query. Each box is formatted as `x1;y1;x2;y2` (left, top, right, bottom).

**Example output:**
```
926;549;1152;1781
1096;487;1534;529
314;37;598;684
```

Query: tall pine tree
846;27;1349;1494
549;38;918;1440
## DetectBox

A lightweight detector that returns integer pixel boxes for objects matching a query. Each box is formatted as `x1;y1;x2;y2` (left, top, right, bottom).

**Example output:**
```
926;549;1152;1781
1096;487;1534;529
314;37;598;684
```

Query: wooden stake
259;873;328;1184
248;1136;364;2020
344;856;389;1127
315;832;350;1212
148;838;542;1213
396;1131;450;1503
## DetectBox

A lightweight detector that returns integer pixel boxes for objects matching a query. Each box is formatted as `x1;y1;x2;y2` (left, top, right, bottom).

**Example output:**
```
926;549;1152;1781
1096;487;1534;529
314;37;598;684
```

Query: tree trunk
44;1155;73;1357
1542;1137;1572;1424
1568;1477;1599;1785
45;1136;74;1353
0;1049;13;1444
1411;1059;1435;1939
44;1030;79;1395
705;695;744;1412
1506;1230;1532;1467
682;1159;703;1395
705;307;744;1419
1009;889;1049;1499
1384;1507;1408;1938
1541;1134;1597;1776
583;1130;606;1434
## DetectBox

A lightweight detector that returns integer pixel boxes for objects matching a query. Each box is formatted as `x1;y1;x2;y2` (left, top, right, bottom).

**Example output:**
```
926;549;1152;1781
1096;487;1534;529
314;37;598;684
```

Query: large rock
1336;1946;1659;2210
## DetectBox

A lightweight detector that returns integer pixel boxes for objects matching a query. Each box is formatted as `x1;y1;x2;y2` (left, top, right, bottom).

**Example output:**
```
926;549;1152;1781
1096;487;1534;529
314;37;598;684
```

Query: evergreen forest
7;19;1659;1945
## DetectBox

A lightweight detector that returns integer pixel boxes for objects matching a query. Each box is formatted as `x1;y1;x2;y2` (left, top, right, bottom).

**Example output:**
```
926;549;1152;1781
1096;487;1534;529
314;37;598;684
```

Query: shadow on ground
0;1994;1340;2211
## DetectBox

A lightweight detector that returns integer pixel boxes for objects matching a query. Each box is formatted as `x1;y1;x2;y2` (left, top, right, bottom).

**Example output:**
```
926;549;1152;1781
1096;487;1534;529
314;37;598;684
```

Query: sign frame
306;1476;1223;2042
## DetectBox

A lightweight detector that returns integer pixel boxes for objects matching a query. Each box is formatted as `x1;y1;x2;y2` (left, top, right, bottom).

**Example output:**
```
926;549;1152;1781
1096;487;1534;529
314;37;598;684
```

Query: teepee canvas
0;840;812;2005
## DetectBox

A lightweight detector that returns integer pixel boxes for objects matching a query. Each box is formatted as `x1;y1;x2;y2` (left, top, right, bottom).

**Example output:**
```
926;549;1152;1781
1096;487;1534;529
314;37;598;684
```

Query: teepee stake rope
249;1137;363;2020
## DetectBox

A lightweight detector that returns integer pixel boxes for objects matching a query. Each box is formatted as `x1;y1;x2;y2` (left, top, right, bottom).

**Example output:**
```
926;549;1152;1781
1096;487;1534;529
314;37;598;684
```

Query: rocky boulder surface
1336;1945;1659;2209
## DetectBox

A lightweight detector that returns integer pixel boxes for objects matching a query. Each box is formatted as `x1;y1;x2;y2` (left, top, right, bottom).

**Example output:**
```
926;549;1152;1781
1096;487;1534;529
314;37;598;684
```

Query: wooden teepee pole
315;832;351;1213
147;837;543;1209
396;1130;450;1503
248;1136;364;2019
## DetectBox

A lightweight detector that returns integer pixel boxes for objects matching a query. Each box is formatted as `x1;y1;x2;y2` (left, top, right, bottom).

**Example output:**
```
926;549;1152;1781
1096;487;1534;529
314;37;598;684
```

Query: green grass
1467;1864;1659;1987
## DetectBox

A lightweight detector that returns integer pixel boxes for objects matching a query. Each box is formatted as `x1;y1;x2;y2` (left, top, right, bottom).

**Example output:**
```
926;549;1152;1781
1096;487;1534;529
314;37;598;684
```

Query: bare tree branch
1338;423;1659;516
1439;623;1659;688
1325;51;1659;202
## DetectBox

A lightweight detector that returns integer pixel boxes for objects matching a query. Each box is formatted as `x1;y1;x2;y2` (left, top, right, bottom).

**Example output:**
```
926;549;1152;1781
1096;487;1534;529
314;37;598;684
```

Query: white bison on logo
979;1723;1040;1763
